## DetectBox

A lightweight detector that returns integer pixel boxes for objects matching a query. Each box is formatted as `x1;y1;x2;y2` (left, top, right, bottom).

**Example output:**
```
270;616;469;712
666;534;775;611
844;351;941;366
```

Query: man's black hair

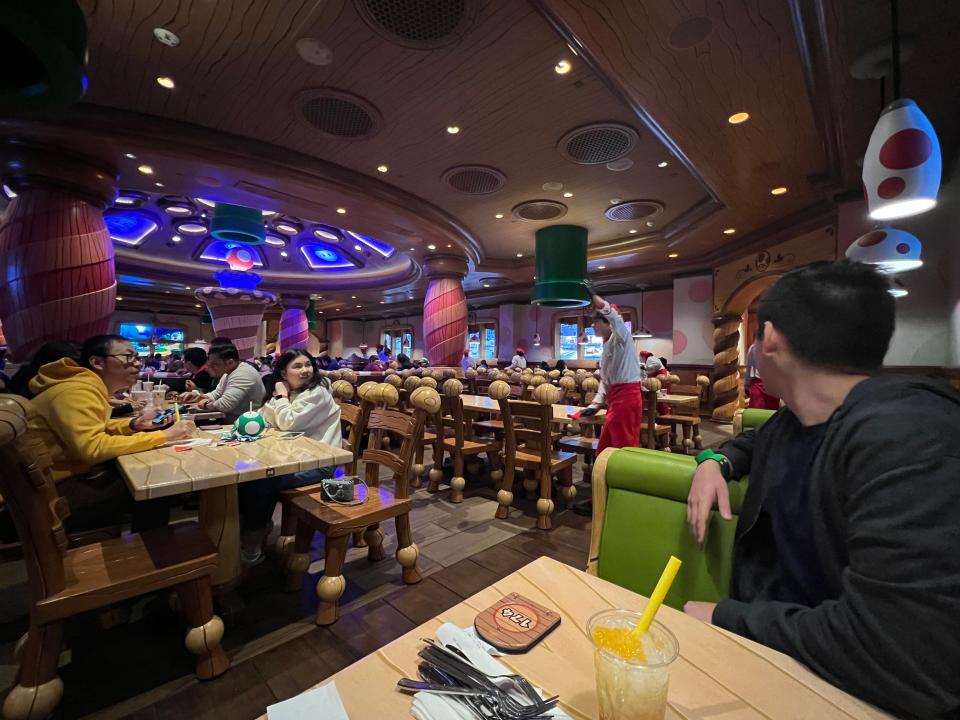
80;335;130;369
757;260;894;372
208;343;240;363
183;346;207;366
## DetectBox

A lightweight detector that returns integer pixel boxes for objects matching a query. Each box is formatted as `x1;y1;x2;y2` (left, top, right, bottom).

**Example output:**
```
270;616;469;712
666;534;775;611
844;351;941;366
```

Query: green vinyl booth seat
589;447;748;610
735;408;776;435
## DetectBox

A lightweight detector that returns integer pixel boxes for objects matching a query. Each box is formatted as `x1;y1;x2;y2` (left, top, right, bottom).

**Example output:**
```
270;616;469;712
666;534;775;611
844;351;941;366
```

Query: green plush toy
234;409;267;438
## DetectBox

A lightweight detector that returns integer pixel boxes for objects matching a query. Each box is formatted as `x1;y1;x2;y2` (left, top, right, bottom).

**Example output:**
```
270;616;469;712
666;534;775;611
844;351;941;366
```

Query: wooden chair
428;379;499;503
275;380;368;555
0;395;228;720
472;380;523;439
657;375;710;453
284;385;440;625
489;381;576;530
641;380;672;451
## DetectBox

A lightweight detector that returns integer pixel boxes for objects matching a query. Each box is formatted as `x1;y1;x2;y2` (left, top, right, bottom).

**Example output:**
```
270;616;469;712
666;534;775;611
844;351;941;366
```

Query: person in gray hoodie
685;261;960;719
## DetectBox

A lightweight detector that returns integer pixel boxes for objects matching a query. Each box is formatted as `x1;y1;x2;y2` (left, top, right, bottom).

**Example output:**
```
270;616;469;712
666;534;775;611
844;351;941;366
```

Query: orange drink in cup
588;611;678;720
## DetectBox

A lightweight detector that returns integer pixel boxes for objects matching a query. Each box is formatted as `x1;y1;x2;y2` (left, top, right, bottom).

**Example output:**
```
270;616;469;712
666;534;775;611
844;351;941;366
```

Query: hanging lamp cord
890;0;901;99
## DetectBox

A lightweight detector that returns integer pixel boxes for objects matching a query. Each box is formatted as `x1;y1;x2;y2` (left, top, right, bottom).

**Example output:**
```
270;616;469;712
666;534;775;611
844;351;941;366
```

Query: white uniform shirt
261;383;342;447
204;361;265;422
593;302;643;405
510;354;527;369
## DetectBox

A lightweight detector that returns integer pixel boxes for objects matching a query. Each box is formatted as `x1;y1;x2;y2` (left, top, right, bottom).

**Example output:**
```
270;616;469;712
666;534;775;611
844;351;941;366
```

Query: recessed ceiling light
380;300;385;304
598;265;606;270
336;308;341;311
723;227;736;235
658;161;668;168
261;209;276;216
116;296;124;301
156;76;175;89
295;37;333;66
275;222;300;235
164;290;170;294
446;244;452;248
629;229;637;234
124;153;136;159
377;164;388;173
446;125;460;134
554;59;572;75
153;27;180;47
354;244;362;251
495;213;504;219
137;165;154;175
516;253;523;258
279;250;289;257
668;253;679;258
336;207;346;214
427;244;436;250
155;182;164;188
318;310;324;314
483;283;490;288
646;221;656;227
185;286;191;290
770;186;788;195
195;303;202;308
728;112;750;124
171;235;182;242
351;296;357;299
313;228;339;241
264;235;285;247
356;304;361;308
563;191;574;198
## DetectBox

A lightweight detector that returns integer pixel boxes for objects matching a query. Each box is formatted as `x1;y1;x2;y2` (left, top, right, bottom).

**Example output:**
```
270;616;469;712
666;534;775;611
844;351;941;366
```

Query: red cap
609;303;620;313
639;350;653;359
515;347;524;354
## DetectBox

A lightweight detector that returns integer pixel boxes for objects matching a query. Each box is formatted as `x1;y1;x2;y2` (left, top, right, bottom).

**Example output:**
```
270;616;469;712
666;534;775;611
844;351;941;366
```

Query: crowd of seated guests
0;336;344;575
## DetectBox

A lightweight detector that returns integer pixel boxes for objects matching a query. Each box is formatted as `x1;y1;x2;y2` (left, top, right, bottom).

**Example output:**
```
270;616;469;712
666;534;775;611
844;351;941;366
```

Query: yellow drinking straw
174;403;181;423
633;555;683;635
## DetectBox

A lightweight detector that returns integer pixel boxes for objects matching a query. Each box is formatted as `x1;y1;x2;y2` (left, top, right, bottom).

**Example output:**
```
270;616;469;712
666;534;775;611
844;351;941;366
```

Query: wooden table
460;394;591;424
260;557;887;719
117;430;352;586
661;393;699;410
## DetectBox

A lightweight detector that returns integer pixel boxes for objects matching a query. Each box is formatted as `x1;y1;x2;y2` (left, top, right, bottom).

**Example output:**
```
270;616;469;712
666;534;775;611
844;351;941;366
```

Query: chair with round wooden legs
275;381;372;556
430;379;499;503
641;379;673;452
0;395;228;720
284;385;440;626
488;381;576;530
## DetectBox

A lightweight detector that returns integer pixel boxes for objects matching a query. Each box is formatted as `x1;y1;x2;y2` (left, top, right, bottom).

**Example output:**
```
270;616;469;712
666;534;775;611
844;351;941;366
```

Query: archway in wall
711;273;781;421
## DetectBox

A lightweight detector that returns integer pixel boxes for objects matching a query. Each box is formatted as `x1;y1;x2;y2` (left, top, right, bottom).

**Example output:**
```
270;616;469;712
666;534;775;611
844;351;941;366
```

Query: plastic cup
588;610;678;720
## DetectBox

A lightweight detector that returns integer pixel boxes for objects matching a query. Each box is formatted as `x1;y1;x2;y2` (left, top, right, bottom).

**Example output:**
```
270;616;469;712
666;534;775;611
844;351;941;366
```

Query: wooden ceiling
4;0;958;320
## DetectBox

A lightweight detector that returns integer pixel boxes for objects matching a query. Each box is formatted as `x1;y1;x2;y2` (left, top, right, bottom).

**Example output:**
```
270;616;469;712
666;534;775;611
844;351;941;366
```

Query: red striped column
0;189;116;361
422;254;468;367
195;286;276;360
278;295;309;351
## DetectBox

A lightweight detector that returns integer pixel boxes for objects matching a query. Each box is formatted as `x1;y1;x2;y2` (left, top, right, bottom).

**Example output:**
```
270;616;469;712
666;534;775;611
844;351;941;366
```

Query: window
117;322;185;356
467;321;497;360
382;325;413;357
554;308;635;361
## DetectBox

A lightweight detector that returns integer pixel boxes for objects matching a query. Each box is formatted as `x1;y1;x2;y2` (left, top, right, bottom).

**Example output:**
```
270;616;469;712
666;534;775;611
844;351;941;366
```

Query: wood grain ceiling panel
77;0;708;262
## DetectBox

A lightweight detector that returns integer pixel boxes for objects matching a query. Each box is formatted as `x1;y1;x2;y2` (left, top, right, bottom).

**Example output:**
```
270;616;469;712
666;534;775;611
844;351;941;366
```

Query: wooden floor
0;422;732;719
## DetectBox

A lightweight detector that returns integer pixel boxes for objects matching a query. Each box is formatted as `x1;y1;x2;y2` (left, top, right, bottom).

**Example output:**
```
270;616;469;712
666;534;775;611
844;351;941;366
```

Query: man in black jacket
685;261;960;719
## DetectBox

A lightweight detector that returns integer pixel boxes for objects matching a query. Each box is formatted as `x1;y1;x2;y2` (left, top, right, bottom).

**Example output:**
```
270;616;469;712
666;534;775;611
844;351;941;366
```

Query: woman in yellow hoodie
25;335;193;531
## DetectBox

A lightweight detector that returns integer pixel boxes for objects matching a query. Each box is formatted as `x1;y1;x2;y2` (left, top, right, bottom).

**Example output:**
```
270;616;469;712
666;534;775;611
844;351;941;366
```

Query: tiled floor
0;422;732;719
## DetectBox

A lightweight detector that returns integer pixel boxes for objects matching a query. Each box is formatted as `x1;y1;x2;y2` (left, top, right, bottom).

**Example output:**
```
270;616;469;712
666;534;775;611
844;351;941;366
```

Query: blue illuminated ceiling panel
300;243;358;270
104;210;159;247
200;239;265;267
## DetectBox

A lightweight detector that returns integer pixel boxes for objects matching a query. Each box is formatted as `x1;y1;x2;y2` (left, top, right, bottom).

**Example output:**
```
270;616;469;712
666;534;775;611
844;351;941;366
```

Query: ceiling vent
441;165;507;194
512;200;568;222
355;0;478;49
296;88;383;140
604;199;665;222
558;123;639;165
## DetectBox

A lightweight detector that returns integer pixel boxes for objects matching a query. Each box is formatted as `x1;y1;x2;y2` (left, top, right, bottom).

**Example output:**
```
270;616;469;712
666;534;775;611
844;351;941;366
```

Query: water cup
588;610;678;720
143;381;155;392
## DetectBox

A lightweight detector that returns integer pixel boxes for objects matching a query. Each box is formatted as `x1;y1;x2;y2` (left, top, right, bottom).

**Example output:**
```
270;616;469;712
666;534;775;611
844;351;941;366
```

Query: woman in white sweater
238;349;342;565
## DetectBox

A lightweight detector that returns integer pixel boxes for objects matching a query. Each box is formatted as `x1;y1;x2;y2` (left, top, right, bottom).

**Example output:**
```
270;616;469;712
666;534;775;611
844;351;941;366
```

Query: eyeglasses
103;353;142;365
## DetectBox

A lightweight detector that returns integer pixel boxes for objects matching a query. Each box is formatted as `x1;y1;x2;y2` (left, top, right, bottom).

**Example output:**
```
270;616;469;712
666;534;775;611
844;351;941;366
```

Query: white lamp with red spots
845;227;922;274
862;99;941;220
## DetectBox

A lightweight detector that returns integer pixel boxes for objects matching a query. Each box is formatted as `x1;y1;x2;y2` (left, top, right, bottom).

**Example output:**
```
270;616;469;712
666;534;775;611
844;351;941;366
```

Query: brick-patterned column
711;314;742;422
278;295;310;351
422;254;467;367
195;286;276;360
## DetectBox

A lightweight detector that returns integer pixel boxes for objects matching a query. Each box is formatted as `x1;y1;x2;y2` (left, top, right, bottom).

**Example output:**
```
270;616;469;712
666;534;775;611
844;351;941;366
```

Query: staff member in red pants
573;295;644;516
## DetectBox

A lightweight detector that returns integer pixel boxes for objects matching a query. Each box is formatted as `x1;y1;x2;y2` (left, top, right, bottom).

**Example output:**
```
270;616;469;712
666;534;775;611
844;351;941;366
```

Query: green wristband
695;449;731;479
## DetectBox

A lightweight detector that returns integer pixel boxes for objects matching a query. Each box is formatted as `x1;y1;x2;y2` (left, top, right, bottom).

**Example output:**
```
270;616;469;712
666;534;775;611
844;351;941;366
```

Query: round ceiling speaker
210;203;265;245
354;0;478;50
296;88;383;140
558;123;639;165
441;165;506;194
512;200;568;223
604;199;665;222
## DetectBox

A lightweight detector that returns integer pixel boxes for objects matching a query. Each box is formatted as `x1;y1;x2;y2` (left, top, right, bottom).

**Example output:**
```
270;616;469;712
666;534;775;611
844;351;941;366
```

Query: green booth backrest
597;447;748;610
741;409;776;433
